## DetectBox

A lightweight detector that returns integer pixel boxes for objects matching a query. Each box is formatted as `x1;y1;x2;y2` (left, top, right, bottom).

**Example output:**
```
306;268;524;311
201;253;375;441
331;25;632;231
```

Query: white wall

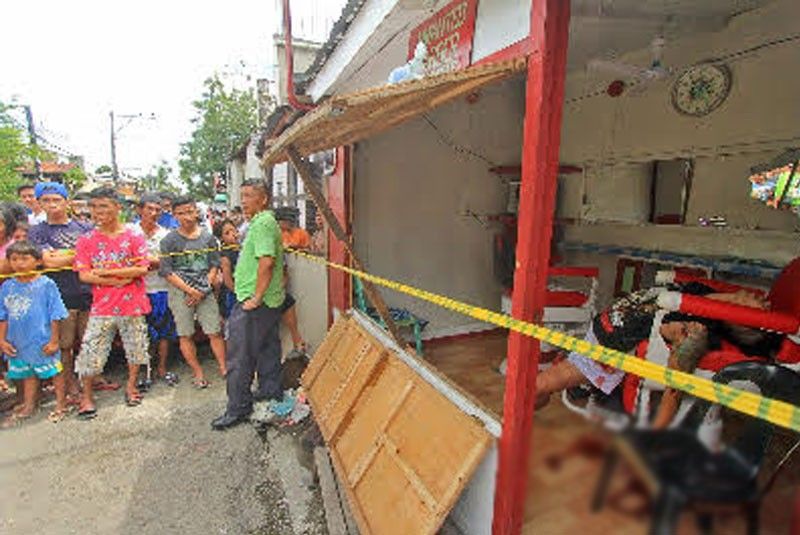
581;163;652;223
317;0;533;98
559;0;800;234
472;0;530;62
227;159;245;210
282;254;329;354
353;77;525;334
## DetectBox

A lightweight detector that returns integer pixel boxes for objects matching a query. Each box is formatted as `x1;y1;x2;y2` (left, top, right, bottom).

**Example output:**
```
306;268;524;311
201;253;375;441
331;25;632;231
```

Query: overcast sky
0;0;345;178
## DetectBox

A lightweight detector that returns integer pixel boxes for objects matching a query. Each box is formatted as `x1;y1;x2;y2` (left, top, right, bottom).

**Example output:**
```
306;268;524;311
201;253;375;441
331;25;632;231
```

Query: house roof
262;56;526;166
19;161;76;175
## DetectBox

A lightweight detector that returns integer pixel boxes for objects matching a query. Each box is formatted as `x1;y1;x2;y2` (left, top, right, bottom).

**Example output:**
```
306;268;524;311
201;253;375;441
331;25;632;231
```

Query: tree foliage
142;160;180;193
63;166;87;192
179;76;258;200
0;102;28;201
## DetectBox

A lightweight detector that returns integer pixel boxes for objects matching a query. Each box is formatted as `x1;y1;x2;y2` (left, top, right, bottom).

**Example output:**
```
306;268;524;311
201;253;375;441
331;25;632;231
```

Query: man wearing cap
28;182;94;401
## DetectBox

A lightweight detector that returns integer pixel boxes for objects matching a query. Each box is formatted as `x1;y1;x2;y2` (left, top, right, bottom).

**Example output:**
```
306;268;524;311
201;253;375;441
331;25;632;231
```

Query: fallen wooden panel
303;313;492;535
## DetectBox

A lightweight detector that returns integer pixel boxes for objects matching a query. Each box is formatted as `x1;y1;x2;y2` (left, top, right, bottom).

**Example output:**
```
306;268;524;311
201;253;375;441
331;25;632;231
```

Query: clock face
671;63;732;117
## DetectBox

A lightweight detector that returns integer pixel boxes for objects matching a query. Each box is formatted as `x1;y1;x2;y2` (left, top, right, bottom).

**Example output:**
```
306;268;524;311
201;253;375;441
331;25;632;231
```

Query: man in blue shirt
157;191;180;229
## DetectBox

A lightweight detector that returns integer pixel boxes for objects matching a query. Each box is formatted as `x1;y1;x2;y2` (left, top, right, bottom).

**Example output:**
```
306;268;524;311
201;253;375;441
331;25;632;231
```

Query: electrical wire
6;115;79;159
421;113;498;167
565;32;800;106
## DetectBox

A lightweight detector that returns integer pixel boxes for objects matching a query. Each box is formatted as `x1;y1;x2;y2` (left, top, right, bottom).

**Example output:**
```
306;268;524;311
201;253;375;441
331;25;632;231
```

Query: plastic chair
593;362;800;535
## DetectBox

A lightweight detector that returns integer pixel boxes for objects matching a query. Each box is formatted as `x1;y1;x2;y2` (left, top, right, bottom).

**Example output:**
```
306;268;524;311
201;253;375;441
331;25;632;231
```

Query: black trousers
225;302;283;417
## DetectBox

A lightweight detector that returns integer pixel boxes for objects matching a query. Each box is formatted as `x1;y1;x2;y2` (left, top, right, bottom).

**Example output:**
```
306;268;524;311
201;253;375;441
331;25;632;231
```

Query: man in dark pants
212;180;285;430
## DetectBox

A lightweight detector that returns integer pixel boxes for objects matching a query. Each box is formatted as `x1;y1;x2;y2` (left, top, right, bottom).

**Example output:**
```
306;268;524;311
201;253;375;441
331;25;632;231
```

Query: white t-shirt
128;222;170;293
28;211;46;226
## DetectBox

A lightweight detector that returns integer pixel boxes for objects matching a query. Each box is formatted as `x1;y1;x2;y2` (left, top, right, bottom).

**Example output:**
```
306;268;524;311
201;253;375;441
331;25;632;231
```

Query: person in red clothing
276;207;311;249
73;188;151;419
274;208;308;358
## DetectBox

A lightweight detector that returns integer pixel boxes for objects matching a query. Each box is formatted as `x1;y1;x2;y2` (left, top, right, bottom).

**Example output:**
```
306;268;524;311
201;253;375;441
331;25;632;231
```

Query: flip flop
125;392;143;407
77;407;97;420
192;378;210;390
161;372;179;387
48;407;73;423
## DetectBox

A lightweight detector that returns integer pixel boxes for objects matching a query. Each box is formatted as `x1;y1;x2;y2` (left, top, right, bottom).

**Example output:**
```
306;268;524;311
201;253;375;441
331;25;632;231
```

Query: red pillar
327;146;352;326
492;0;570;533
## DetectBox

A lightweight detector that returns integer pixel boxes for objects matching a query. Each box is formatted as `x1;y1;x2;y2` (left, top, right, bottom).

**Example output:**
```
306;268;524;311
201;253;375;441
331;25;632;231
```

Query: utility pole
109;111;119;182
23;105;42;180
109;111;155;183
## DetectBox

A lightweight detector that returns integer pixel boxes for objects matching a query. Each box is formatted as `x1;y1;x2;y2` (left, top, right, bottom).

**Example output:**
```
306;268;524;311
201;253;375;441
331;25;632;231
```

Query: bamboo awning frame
262;57;528;166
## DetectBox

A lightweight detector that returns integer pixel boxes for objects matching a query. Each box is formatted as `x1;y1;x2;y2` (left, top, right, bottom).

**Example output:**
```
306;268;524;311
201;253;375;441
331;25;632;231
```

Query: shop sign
408;0;478;75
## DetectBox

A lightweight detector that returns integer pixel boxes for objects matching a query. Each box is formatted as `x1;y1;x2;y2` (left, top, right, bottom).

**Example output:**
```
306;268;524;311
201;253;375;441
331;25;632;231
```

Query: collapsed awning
262;57;527;166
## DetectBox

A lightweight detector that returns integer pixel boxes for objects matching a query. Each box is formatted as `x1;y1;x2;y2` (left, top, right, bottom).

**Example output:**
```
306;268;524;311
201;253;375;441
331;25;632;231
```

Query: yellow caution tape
286;248;800;434
0;244;240;280
2;239;798;433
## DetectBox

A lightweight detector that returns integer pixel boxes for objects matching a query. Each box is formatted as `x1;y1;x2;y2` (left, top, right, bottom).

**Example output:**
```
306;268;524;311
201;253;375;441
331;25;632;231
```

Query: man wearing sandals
159;196;226;388
74;188;151;418
129;193;179;386
28;181;94;404
212;180;284;430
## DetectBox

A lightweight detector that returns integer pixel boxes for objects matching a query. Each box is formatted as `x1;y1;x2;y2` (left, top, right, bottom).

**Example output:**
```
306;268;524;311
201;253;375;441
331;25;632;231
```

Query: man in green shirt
212;179;285;430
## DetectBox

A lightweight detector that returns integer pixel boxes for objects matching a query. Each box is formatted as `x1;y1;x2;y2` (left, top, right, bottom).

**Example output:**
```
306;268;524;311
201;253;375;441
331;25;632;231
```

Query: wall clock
671;63;732;117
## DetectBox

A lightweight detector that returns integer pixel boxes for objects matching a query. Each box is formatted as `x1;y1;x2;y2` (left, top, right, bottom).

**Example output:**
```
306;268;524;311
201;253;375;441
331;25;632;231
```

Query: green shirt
234;210;285;307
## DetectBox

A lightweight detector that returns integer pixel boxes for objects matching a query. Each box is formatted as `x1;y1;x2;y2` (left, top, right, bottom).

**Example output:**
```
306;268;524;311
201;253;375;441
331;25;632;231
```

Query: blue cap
34;182;69;199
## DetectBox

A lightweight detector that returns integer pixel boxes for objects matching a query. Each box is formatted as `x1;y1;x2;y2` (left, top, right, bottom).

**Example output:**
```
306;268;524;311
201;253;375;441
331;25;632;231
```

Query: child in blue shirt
0;241;68;428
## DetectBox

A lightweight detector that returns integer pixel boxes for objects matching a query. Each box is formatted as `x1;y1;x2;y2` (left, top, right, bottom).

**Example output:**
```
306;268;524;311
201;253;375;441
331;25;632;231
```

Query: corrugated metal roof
297;0;368;94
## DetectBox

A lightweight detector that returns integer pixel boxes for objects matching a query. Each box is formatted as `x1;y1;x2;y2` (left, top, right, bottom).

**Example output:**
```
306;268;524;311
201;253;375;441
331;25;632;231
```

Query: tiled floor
425;332;797;534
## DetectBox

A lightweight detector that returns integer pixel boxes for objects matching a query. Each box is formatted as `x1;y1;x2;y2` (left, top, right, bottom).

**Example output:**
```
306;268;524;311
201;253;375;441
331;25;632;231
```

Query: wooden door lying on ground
303;313;493;535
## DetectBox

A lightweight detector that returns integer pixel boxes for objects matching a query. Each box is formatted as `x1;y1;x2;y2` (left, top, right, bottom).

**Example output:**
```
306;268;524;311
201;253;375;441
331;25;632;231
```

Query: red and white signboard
408;0;478;75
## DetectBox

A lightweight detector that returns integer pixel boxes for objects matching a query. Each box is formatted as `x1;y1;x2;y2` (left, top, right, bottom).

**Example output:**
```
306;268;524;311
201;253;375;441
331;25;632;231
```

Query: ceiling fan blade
587;59;646;79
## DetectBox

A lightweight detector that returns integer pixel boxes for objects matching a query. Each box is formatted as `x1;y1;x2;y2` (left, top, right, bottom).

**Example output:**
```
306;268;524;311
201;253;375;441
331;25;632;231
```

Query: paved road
0;358;326;535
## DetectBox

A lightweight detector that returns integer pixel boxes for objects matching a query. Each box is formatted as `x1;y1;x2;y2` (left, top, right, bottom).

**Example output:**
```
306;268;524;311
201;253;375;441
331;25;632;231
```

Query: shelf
561;221;797;275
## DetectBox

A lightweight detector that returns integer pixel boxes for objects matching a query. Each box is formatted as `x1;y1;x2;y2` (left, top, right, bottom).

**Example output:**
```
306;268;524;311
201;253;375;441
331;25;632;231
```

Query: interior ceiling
319;0;777;97
566;0;776;71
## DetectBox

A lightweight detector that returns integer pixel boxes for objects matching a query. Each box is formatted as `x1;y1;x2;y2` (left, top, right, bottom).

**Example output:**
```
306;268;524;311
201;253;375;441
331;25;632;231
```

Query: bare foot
2;407;34;429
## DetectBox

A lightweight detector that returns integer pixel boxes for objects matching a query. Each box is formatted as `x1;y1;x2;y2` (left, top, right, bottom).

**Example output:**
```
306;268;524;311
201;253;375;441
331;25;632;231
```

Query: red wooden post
492;0;570;533
327;146;352;326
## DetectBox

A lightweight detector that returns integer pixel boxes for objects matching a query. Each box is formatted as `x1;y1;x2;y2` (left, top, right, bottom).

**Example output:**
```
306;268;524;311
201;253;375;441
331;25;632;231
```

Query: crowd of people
0;179;325;430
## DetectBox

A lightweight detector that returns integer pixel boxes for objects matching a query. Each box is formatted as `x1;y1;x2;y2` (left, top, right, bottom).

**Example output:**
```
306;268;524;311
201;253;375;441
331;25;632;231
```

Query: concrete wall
274;37;323;105
227;158;245;210
559;0;800;234
556;0;799;307
282;254;329;354
353;77;525;335
323;0;532;97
